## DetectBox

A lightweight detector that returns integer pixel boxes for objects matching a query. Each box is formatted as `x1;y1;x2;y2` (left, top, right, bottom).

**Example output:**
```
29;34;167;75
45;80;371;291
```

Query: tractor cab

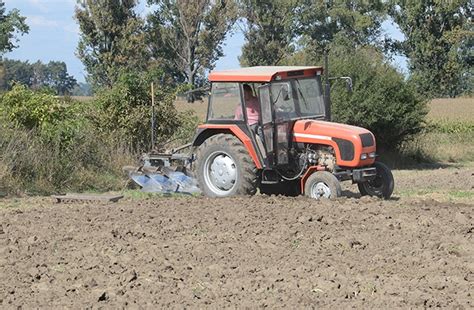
204;66;326;169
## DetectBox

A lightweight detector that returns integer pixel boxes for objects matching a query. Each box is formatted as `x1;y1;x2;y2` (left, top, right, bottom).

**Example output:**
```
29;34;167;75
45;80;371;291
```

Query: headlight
360;153;368;160
369;152;376;158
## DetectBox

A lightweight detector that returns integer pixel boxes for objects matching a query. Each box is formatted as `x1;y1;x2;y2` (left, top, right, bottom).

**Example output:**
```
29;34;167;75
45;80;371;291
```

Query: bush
0;84;86;148
329;48;428;150
0;85;134;195
92;72;182;151
165;110;200;148
0;125;133;195
0;74;199;196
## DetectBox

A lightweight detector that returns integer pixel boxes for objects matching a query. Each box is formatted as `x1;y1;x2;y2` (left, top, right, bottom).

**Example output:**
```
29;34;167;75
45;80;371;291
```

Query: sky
4;0;407;83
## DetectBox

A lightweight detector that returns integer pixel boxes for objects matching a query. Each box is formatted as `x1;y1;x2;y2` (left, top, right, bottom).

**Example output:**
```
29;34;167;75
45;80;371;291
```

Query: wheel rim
363;174;384;196
310;182;331;199
203;151;237;195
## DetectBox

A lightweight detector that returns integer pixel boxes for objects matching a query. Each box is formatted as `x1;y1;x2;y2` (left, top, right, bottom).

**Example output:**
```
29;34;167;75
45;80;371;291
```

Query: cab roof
208;66;323;82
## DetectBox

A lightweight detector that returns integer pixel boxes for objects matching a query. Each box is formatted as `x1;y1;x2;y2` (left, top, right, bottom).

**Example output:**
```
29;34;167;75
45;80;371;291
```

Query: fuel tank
292;120;377;167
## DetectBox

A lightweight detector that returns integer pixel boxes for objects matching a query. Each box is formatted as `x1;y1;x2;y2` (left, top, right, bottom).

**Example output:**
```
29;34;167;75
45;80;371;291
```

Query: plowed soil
1;169;473;308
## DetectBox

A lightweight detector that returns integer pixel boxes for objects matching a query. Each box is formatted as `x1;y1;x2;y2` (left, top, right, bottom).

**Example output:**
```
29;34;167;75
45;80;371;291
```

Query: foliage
1;58;31;87
239;0;387;66
75;0;149;89
91;71;181;151
0;0;29;54
238;0;297;66
0;84;85;146
389;0;473;98
169;109;200;147
0;85;134;195
147;0;237;88
295;0;387;54
429;119;474;134
1;84;63;130
0;122;133;195
0;58;77;94
328;48;427;150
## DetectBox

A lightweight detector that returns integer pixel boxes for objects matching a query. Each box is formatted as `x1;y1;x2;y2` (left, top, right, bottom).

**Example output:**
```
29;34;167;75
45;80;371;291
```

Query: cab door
258;84;275;166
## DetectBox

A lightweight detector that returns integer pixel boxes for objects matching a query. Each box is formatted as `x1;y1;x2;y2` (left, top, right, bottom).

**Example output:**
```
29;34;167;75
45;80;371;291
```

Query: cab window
271;81;298;121
207;83;243;121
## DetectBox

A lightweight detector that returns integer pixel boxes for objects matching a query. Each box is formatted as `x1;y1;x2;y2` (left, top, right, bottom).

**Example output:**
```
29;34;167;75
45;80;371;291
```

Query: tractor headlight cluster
360;152;376;160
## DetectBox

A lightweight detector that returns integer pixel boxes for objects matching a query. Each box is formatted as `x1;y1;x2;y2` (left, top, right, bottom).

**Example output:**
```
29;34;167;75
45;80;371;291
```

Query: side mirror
281;83;291;101
329;76;353;93
341;77;353;93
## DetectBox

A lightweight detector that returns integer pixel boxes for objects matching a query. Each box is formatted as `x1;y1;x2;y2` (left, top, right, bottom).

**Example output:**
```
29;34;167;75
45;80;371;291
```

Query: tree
44;61;77;95
329;48;427;150
147;0;237;88
75;0;148;89
389;0;473;98
1;59;77;95
1;59;32;89
238;0;297;66
239;0;387;66
0;0;29;55
296;0;387;55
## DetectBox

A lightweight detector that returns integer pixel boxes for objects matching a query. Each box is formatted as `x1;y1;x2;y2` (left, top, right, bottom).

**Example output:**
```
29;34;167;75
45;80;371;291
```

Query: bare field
428;98;474;121
1;164;473;308
175;99;208;121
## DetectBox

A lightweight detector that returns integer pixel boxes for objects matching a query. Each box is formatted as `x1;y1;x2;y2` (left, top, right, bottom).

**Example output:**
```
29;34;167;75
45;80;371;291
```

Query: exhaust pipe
324;51;331;121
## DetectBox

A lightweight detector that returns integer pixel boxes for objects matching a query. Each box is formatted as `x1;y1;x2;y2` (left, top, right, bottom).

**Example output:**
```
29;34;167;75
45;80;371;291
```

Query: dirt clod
98;292;108;302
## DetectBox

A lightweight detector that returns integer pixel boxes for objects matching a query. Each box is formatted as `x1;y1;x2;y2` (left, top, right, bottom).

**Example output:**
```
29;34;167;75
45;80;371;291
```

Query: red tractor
143;66;394;199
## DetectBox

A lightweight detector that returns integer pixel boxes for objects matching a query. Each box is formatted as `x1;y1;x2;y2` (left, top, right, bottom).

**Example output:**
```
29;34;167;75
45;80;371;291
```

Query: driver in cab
235;84;260;128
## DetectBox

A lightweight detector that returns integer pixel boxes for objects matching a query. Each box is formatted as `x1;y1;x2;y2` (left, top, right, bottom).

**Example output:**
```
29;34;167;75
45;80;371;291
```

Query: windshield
270;76;325;121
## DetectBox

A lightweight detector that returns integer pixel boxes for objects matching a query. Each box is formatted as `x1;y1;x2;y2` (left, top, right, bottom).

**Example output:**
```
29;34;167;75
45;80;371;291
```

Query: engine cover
292;120;376;168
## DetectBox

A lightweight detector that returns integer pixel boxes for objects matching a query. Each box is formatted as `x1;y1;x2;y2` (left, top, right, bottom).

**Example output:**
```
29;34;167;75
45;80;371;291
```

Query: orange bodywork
300;165;325;194
293;120;376;167
197;124;263;169
208;66;323;82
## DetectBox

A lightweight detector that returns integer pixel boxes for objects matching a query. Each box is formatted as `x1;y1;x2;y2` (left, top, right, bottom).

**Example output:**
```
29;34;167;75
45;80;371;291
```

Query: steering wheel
276;104;293;113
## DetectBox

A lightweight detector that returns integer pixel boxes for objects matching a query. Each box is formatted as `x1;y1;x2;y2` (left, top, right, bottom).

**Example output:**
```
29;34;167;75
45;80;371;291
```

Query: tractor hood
293;120;376;167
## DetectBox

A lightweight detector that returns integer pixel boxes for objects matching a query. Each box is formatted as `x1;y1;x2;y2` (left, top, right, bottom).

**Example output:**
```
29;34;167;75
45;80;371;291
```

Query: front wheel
304;171;341;200
358;162;394;199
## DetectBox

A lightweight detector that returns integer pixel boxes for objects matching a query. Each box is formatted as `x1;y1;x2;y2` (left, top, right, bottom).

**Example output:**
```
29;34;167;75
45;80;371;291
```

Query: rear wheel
358;161;394;199
304;171;341;200
195;134;258;197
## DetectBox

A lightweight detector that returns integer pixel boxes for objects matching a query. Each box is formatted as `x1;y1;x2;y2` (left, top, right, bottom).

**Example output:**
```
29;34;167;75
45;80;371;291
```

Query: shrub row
0;75;199;196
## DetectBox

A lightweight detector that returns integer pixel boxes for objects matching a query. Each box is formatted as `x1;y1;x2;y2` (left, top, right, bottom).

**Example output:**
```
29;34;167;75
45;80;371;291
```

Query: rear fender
192;124;263;169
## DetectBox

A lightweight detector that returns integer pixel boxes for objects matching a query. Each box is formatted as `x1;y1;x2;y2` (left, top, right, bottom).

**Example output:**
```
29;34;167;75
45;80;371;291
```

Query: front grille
332;138;355;161
360;133;374;147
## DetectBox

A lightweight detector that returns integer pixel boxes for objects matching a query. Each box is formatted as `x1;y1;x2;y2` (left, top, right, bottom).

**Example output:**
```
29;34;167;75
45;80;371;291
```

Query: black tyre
195;134;258;197
358;161;394;199
304;171;341;200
